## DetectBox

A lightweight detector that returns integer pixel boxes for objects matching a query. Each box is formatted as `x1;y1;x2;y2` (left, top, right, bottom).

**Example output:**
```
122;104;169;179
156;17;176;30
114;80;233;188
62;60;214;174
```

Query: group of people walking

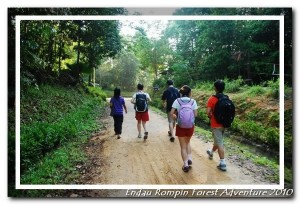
109;79;228;173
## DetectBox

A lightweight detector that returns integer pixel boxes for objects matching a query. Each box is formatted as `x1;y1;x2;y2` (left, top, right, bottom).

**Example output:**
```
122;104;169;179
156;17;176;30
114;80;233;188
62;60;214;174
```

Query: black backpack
166;87;179;107
213;93;235;128
135;93;148;112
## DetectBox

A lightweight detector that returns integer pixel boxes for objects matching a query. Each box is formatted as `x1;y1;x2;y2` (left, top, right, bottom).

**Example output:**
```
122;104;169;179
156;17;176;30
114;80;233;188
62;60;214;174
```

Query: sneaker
144;132;148;140
182;166;190;172
138;134;142;138
217;163;227;171
188;160;192;166
117;135;121;139
170;137;175;142
168;131;172;136
206;149;213;160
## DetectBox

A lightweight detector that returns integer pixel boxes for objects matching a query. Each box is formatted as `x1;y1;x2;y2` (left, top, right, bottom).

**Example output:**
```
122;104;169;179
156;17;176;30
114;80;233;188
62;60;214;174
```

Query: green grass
9;84;108;197
21;142;86;184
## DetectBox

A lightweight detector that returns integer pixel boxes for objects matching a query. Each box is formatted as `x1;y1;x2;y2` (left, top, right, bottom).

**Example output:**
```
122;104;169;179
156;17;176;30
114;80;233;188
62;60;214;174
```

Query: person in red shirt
206;80;227;171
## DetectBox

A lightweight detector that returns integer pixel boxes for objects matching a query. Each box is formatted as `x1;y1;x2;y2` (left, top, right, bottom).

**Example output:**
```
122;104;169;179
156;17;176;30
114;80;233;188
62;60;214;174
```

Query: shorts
175;125;194;137
212;128;225;146
135;111;149;121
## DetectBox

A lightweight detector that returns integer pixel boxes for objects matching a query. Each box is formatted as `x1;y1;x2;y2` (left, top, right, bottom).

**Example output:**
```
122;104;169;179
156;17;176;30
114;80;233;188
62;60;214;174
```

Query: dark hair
179;85;191;97
167;79;173;86
214;80;225;93
137;83;144;90
114;87;121;98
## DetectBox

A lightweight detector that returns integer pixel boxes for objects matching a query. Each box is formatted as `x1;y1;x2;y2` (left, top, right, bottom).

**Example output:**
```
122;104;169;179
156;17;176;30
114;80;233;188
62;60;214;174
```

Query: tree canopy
8;7;292;105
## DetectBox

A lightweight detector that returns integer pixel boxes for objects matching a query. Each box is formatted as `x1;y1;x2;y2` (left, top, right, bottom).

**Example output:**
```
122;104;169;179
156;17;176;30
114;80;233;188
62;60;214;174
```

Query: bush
86;86;107;102
223;76;244;93
150;98;164;110
247;85;266;96
266;78;279;99
195;81;213;91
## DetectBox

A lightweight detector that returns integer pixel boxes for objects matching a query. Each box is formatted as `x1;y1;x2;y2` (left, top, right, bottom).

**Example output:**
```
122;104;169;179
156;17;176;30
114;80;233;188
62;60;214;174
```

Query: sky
120;20;169;39
1;0;298;204
120;8;177;39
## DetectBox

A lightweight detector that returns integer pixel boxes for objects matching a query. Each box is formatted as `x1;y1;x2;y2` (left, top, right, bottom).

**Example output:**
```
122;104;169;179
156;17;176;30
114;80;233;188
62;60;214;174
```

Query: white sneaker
206;149;213;160
217;163;227;171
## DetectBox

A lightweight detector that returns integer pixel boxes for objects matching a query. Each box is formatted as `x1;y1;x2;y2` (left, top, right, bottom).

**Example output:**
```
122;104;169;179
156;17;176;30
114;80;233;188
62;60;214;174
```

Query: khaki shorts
167;111;175;123
212;128;225;146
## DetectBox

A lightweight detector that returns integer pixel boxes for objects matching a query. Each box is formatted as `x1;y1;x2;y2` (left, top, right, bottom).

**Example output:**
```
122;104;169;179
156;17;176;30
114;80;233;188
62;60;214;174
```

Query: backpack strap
213;93;228;99
178;98;193;106
177;98;182;106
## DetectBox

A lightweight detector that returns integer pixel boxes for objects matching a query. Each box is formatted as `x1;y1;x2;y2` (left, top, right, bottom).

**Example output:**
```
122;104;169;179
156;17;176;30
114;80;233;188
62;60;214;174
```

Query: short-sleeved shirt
161;86;180;112
131;91;151;104
207;95;223;128
172;97;198;137
110;96;125;116
172;97;198;112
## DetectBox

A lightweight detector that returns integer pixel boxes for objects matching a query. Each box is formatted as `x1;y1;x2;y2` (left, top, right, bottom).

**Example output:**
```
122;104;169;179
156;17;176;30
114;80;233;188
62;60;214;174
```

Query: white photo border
15;14;285;190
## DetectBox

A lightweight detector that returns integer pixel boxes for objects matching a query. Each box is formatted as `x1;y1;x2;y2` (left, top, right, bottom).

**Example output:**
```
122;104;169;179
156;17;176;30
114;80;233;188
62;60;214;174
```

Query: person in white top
170;85;198;172
131;83;151;140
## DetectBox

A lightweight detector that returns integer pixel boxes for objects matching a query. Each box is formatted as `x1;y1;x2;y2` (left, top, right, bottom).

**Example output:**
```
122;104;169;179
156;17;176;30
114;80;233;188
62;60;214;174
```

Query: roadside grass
9;84;107;197
149;79;292;187
21;142;87;185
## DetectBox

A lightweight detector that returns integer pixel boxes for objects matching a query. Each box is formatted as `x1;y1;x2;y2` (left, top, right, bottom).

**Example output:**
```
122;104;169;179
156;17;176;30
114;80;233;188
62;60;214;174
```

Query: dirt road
78;98;273;197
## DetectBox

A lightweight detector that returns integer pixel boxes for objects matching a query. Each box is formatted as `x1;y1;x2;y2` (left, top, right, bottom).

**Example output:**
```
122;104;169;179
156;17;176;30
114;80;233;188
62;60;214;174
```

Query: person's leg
115;115;123;138
141;112;149;140
142;121;149;140
207;129;219;159
135;112;142;138
167;112;173;133
137;120;142;137
178;137;188;164
113;116;117;135
213;128;225;158
142;121;147;133
214;128;226;171
167;112;175;141
175;126;189;172
119;115;124;134
186;136;192;165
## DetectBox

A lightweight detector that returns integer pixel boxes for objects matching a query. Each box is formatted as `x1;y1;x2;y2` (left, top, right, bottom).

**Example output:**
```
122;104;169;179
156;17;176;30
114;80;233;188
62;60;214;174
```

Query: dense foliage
8;7;293;195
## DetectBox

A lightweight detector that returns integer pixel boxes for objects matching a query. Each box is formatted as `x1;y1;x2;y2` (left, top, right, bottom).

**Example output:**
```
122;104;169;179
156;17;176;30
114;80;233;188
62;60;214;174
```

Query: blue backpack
177;98;195;128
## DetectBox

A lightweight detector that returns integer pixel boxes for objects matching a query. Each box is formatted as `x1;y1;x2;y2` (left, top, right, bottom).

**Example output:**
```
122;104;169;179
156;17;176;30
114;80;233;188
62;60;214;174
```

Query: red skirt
135;111;149;121
175;125;194;137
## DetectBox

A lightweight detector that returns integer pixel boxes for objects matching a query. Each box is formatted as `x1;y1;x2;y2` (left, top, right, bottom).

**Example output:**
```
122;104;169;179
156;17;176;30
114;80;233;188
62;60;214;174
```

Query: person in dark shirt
110;88;127;139
161;80;180;142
